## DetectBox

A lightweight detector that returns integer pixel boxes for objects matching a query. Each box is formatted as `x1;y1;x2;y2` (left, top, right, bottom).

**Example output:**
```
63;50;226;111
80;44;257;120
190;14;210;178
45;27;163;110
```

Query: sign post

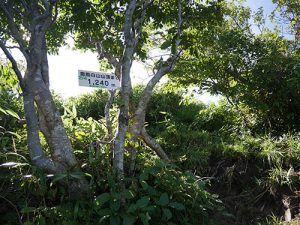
78;70;120;90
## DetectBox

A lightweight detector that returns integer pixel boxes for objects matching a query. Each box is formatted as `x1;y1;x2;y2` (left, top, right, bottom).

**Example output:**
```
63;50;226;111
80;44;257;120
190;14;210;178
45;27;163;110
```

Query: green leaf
136;196;150;209
157;193;169;206
96;192;110;204
144;205;158;214
139;172;149;181
161;40;172;49
110;198;121;212
97;208;111;217
124;190;135;199
70;171;85;179
5;109;20;119
139;213;150;225
162;208;172;220
140;180;149;190
168;202;185;211
123;214;136;225
6;131;21;139
127;204;137;213
0;106;8;115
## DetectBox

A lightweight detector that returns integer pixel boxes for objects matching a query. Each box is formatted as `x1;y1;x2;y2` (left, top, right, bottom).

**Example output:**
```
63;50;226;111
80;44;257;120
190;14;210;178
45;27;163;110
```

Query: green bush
10;161;223;225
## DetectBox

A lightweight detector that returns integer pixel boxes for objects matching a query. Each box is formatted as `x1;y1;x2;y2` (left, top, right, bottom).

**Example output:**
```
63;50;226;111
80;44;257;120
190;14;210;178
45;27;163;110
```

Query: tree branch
131;0;183;136
0;2;29;58
0;39;25;90
141;127;170;161
134;0;152;41
96;42;119;68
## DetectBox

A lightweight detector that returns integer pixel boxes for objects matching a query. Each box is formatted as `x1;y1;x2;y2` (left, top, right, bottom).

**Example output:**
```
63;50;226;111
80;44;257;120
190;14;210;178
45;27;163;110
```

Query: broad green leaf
162;208;172;220
96;193;110;204
161;40;172;49
168;202;185;211
136;196;150;209
5;109;20;119
127;204;137;213
139;172;149;181
110;198;121;212
123;214;136;225
157;193;169;206
0;106;8;115
140;180;149;190
139;213;150;225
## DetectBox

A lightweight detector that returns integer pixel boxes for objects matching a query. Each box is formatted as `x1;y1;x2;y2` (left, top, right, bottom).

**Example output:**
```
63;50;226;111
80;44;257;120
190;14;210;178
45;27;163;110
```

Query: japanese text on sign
78;70;120;90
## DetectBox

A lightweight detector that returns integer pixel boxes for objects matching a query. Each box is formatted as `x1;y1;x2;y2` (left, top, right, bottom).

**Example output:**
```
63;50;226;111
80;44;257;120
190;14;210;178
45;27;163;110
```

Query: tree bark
141;127;170;161
104;89;116;165
128;0;182;172
113;0;137;179
0;1;88;197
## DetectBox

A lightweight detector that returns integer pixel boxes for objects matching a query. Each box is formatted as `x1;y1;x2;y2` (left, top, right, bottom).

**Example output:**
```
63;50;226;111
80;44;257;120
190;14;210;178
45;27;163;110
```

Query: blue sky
245;0;275;14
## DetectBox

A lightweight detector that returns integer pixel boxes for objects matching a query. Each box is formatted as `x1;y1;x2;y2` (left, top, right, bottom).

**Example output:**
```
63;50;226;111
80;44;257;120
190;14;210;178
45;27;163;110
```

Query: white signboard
78;70;120;90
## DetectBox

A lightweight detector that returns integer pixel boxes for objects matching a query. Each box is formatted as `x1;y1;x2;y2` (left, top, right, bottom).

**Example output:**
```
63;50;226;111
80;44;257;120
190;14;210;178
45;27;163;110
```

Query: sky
44;0;283;103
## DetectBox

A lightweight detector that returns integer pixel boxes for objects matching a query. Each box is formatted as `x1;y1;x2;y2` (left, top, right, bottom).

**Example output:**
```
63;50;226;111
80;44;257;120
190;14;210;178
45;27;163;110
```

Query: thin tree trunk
105;89;116;165
113;0;137;179
128;0;182;172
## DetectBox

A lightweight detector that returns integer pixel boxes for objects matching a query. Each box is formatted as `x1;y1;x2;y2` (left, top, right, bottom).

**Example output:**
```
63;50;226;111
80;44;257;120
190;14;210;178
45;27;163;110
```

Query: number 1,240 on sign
78;70;120;90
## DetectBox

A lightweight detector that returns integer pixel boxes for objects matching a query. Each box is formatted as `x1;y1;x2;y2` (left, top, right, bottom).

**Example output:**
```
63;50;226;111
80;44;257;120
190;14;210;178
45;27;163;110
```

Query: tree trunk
0;0;88;198
113;0;136;179
104;89;116;165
